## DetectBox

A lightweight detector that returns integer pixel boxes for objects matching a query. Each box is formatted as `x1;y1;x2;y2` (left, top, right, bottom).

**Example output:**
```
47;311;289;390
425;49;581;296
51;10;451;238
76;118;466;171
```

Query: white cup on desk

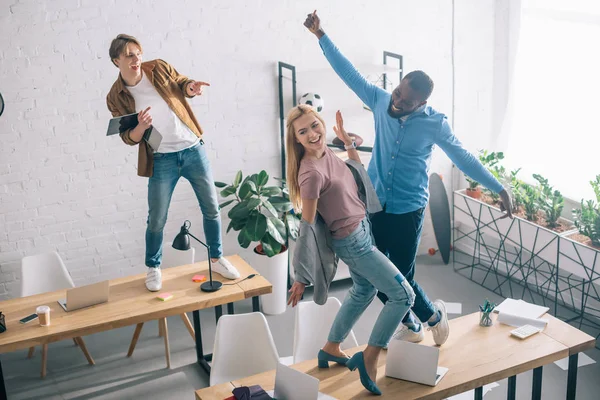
36;306;51;327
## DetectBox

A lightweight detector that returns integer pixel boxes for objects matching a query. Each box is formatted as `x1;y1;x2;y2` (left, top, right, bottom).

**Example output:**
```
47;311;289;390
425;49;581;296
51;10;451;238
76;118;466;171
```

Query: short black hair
403;70;434;101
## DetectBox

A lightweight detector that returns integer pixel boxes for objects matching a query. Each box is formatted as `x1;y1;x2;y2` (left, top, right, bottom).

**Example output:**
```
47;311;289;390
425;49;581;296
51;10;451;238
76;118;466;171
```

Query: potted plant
465;177;482;199
215;170;300;315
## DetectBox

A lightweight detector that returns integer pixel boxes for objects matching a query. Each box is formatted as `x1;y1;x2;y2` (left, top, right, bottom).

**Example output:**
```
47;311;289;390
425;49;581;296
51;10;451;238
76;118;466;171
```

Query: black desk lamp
172;220;222;292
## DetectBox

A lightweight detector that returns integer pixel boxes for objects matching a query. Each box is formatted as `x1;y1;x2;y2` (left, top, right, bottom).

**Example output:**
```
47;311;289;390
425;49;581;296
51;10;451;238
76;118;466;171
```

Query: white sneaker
393;324;425;343
212;257;240;280
428;299;450;346
146;267;162;292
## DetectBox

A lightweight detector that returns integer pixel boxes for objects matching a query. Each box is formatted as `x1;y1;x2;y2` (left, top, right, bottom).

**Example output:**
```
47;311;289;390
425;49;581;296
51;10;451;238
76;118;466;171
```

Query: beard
387;100;411;119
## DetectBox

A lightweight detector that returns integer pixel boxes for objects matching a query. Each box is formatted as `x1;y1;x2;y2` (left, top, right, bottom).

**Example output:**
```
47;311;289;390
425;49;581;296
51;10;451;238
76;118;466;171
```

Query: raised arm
304;11;385;110
435;118;513;218
333;110;361;164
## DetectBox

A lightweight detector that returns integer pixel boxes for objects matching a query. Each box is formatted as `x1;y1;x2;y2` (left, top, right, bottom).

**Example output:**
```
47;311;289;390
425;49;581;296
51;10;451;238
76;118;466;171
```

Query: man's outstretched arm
436;118;513;218
304;11;384;110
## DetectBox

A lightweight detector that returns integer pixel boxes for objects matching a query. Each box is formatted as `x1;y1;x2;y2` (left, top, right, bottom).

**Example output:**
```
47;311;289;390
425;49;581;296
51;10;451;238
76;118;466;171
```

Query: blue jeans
328;218;415;348
145;141;222;267
371;207;436;324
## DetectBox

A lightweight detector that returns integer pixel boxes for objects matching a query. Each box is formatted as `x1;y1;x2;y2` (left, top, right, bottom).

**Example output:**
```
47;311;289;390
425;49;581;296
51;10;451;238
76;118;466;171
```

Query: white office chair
210;312;280;386
292;297;359;363
127;243;196;368
21;251;95;378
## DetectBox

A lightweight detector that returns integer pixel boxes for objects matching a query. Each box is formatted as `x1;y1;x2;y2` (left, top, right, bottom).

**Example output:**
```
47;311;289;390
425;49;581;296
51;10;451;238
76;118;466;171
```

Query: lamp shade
172;224;191;251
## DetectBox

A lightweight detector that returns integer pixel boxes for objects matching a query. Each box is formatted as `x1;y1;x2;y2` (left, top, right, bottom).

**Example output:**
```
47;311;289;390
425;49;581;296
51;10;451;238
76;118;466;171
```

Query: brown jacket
106;59;203;177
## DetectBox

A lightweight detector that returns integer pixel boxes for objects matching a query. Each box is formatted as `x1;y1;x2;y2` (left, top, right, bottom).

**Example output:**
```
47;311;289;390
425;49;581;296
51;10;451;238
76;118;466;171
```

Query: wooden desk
195;312;595;400
0;255;271;399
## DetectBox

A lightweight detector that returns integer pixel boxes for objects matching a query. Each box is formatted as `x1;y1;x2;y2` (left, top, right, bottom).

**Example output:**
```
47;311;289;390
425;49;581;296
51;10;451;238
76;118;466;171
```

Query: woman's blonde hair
285;104;327;213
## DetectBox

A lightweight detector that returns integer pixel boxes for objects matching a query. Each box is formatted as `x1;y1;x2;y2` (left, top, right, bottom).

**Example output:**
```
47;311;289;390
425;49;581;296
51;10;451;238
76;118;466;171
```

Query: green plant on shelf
478;150;506;203
466;176;480;190
214;171;301;257
572;175;600;246
519;183;540;222
533;174;564;228
509;168;523;211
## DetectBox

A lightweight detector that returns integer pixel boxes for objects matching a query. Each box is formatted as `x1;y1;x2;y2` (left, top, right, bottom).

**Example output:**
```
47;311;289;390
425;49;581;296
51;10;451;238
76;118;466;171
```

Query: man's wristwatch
344;141;357;150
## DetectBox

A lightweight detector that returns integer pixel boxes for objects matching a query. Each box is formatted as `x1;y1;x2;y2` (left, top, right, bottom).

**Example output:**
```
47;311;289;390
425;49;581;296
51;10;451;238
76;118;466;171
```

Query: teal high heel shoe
317;349;350;368
346;352;382;395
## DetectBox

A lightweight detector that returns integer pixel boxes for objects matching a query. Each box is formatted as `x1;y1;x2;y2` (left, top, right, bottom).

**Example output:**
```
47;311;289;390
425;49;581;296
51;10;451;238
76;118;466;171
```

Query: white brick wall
0;0;505;299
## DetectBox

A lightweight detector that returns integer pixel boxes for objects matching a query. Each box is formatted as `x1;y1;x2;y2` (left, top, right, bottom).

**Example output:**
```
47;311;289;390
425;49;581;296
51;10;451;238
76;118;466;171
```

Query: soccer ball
299;92;324;112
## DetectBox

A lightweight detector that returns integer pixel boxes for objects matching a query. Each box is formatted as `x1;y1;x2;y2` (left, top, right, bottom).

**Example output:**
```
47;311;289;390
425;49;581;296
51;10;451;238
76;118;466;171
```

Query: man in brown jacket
106;34;239;291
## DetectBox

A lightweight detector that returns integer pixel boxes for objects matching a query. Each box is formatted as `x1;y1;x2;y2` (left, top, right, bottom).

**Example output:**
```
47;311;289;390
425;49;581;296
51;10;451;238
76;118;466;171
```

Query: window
503;0;600;202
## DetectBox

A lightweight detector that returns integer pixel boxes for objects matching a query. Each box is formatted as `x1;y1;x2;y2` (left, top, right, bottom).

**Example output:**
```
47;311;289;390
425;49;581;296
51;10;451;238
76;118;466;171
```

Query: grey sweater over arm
291;158;382;305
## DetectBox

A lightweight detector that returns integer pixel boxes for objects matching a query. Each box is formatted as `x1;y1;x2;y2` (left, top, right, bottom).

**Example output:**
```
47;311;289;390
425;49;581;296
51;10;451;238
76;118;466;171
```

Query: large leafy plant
215;171;300;257
573;175;600;246
533;174;564;228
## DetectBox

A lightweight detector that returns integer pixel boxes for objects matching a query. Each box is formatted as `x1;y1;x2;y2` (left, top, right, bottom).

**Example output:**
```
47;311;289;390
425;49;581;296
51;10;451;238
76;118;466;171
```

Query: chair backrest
292;297;359;363
161;242;195;268
21;251;75;297
210;312;280;386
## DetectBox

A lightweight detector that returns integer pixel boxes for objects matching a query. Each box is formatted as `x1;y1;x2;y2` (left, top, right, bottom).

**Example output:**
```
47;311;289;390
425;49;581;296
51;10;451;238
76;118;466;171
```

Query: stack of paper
494;298;549;319
494;298;549;330
497;312;548;330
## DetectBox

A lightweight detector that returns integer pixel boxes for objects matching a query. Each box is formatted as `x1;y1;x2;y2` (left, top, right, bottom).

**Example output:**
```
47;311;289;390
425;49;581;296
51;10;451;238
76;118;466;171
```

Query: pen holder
480;311;493;327
0;312;6;333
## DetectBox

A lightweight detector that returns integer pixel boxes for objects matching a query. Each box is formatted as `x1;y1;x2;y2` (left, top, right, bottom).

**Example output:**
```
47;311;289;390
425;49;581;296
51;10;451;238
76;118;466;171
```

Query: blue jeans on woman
145;141;222;267
327;217;416;348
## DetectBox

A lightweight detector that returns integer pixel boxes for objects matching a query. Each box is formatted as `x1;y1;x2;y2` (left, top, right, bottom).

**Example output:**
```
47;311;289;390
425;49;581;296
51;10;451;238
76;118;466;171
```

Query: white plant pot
244;246;289;315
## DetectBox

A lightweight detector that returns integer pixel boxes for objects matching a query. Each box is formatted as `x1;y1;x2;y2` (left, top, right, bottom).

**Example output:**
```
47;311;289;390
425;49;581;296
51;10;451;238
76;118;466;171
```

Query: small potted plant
465;177;482;199
215;170;300;315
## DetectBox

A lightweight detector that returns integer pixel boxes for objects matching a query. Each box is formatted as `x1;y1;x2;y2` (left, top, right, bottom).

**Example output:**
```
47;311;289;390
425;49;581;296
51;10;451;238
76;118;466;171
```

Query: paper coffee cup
36;305;50;326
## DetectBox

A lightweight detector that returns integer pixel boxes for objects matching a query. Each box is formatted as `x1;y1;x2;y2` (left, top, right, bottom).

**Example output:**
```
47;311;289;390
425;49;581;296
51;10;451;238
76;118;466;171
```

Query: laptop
106;113;163;151
57;281;110;312
385;340;449;386
267;363;335;400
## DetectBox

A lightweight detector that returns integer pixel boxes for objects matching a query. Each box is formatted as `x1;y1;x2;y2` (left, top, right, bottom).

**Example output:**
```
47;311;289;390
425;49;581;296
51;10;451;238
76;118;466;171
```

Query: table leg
214;305;223;323
227;302;234;315
532;366;543;400
567;353;578;400
0;357;7;400
193;310;211;376
252;296;260;312
474;386;483;400
507;375;516;400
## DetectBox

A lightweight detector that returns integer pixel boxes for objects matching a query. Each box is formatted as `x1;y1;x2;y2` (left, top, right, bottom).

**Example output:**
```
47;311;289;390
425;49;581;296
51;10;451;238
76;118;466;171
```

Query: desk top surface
196;311;595;400
0;255;271;353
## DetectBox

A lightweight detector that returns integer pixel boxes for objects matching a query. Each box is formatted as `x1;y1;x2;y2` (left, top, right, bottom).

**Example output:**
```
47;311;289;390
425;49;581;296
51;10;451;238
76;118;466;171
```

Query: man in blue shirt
304;11;513;346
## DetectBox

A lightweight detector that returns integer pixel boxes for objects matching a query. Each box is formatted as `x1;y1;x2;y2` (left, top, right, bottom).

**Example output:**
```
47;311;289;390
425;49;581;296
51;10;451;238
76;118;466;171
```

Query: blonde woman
286;105;415;395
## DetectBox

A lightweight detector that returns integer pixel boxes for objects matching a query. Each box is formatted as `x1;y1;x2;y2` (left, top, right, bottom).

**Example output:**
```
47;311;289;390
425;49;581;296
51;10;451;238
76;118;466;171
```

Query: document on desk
494;298;549;319
497;311;548;331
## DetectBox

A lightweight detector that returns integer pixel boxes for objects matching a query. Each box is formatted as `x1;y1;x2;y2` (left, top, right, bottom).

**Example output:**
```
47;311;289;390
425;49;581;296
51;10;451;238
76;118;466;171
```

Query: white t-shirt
127;72;199;153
